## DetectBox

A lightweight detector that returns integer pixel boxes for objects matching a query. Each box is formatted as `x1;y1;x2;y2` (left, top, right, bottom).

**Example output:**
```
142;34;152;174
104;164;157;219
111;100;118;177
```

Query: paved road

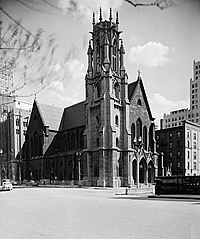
0;187;199;239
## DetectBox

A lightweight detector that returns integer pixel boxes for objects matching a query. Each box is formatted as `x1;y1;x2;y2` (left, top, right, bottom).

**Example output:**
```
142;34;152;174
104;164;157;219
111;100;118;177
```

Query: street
0;187;200;239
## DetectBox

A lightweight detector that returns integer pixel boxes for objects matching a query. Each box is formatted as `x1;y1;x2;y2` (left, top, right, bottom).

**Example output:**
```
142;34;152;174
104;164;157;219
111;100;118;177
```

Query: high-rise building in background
0;57;32;183
161;60;200;129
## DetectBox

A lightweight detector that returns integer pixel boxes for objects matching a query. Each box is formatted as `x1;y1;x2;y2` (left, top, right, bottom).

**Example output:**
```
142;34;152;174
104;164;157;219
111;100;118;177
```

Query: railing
155;176;200;195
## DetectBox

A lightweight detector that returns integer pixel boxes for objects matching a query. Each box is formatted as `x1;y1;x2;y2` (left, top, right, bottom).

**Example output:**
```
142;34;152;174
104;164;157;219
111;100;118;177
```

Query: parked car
26;180;38;186
2;179;13;191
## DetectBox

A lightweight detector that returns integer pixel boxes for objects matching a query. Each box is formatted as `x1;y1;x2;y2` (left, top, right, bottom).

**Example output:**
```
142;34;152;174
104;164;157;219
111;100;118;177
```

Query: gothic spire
99;7;102;22
109;7;112;21
93;12;95;25
120;39;125;54
116;12;119;25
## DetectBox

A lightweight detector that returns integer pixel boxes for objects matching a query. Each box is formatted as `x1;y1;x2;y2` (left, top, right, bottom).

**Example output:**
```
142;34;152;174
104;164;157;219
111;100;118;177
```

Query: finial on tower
116;12;119;24
137;69;141;79
99;7;102;21
120;39;125;54
109;8;112;21
93;12;95;25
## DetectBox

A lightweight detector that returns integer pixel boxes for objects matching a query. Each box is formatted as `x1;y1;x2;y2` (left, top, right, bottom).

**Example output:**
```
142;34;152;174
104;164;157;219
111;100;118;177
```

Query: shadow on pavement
111;195;200;203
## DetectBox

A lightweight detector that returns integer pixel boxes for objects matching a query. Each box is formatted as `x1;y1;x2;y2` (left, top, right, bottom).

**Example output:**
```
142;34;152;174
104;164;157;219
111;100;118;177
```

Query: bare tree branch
0;7;37;38
124;0;185;9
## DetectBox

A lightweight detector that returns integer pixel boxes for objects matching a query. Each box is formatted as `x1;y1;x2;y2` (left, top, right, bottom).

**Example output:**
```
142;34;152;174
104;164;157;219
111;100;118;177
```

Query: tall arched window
71;133;75;149
136;118;142;138
149;123;155;153
115;115;119;126
116;137;119;147
114;82;120;99
96;81;101;98
31;137;33;157
131;123;135;148
112;39;117;72
96;115;100;125
39;135;43;156
34;131;38;156
143;126;147;150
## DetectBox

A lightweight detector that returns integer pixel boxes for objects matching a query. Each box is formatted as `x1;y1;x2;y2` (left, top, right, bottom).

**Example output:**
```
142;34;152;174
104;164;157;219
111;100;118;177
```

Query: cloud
42;59;85;106
58;0;123;21
149;93;189;127
129;41;174;67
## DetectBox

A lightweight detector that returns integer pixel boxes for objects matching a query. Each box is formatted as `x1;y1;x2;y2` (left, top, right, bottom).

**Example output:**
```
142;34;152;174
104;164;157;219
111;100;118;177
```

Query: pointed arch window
96;81;101;99
34;131;38;156
116;137;119;147
115;115;119;126
39;135;43;156
96;115;100;125
136;118;142;138
131;123;135;148
143;126;147;150
112;39;117;72
114;82;120;99
137;99;142;106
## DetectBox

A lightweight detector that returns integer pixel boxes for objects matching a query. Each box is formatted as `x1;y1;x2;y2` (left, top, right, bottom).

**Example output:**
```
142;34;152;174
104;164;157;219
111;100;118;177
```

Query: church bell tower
83;8;131;187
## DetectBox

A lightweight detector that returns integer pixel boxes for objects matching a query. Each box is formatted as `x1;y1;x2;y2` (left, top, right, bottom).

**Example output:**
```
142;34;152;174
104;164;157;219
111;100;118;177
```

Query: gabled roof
35;101;63;131
59;101;85;131
128;81;137;101
128;77;154;121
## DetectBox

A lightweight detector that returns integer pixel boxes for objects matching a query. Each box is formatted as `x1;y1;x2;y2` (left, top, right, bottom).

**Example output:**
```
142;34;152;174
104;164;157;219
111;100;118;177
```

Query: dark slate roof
35;101;63;131
128;78;154;121
59;101;85;131
128;81;137;101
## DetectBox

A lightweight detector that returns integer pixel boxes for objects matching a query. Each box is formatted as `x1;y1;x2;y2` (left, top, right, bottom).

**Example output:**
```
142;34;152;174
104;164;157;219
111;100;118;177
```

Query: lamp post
76;152;82;187
133;136;143;188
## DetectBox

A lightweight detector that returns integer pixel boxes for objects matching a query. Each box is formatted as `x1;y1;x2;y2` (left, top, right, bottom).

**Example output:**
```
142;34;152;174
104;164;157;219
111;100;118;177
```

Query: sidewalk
148;194;200;200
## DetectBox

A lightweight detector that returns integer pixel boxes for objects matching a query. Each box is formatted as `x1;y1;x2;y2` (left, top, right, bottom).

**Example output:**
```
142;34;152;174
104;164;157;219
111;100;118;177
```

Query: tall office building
161;60;200;129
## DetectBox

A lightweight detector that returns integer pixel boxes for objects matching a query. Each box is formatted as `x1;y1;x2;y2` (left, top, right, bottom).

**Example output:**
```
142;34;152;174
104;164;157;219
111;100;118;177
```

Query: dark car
26;180;38;186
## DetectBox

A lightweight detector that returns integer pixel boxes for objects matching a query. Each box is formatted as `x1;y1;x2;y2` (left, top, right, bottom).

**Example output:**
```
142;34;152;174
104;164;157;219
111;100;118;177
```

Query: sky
1;0;200;127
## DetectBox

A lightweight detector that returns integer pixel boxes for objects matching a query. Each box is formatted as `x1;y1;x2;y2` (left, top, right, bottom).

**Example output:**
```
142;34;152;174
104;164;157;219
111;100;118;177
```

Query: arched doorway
148;161;155;183
139;158;147;183
132;160;137;183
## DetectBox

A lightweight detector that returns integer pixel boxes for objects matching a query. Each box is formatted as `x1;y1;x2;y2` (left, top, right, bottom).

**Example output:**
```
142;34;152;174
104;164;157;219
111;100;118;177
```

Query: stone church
21;9;158;187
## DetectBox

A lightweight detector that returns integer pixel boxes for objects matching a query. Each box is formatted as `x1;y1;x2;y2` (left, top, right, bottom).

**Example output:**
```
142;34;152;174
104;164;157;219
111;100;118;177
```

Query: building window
177;162;181;169
169;133;172;138
23;130;26;135
187;141;190;148
137;99;142;106
187;162;190;170
96;138;99;147
156;135;160;141
169;152;173;158
177;151;181;158
194;133;197;140
115;115;119;126
194;151;196;160
116;137;119;147
96;115;100;125
16;118;20;126
177;141;180;147
194;142;197;149
23;121;28;127
177;132;181;138
187;131;190;138
187;151;190;159
16;129;20;134
194;162;197;170
169;142;172;149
